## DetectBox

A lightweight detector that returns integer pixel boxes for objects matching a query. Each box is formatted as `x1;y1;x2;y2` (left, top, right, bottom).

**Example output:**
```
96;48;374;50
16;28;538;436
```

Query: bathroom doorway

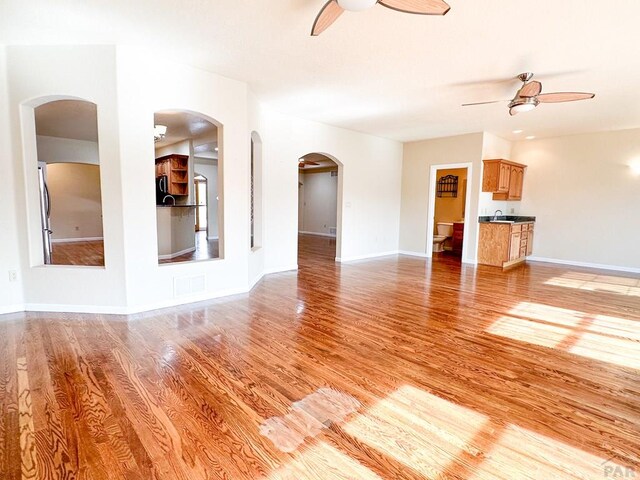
426;163;474;263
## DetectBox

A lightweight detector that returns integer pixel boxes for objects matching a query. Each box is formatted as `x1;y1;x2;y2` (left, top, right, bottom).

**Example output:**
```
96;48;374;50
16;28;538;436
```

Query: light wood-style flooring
51;240;105;266
1;235;639;479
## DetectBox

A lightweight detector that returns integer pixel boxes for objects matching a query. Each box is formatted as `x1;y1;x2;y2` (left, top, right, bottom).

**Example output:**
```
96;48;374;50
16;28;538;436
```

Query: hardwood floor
159;231;220;264
51;240;105;266
2;235;639;479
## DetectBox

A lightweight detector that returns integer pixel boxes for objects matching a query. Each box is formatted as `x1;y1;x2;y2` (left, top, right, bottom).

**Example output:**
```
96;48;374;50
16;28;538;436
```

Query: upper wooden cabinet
155;154;189;196
482;159;526;201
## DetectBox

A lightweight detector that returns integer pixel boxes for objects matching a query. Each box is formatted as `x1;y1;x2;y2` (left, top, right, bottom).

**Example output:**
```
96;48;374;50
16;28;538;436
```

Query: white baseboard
398;250;429;258
52;236;104;244
337;251;398;263
527;257;640;274
158;246;196;260
0;304;25;316
263;264;298;275
298;231;336;238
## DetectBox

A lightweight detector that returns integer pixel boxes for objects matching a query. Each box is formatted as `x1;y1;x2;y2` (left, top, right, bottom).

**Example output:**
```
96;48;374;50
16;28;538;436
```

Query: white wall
260;106;403;267
299;170;338;236
0;46;24;313
400;133;483;262
47;163;104;241
116;46;249;310
0;45;404;314
513;129;640;270
6;45;127;311
36;135;99;165
480;132;521;217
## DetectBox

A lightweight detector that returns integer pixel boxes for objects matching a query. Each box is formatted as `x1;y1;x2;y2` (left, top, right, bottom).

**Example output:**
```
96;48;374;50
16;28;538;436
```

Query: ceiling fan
462;73;595;116
311;0;450;36
299;159;320;168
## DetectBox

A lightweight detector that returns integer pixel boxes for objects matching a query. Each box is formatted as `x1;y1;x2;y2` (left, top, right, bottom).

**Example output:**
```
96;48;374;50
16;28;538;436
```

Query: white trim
0;304;25;315
527;256;640;274
398;250;429;258
206;236;219;240
298;231;336;238
51;236;104;244
158;246;196;260
336;251;398;263
263;264;298;275
248;272;264;290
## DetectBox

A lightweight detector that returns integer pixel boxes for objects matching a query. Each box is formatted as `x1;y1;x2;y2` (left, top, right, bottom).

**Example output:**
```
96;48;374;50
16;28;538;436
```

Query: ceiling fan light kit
311;0;451;36
337;0;377;11
509;98;539;116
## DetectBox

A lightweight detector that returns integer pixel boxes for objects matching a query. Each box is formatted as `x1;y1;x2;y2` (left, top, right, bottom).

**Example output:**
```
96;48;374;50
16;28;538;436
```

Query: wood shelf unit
482;159;526;201
155;154;190;196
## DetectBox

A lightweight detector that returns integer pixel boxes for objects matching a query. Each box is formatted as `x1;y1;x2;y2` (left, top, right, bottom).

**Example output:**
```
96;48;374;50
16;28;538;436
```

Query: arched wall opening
153;110;224;264
297;152;344;262
21;96;106;267
250;131;263;250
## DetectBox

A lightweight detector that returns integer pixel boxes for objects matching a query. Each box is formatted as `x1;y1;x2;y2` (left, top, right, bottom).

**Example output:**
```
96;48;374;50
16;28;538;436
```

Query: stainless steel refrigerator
38;162;52;264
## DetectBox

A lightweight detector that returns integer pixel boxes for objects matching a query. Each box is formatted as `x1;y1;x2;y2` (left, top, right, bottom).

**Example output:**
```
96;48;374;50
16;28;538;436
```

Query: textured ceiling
4;0;640;142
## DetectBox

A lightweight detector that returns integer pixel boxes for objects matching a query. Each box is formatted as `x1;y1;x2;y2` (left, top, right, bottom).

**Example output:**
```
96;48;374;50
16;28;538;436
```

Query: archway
297;152;343;264
154;110;223;264
23;96;105;266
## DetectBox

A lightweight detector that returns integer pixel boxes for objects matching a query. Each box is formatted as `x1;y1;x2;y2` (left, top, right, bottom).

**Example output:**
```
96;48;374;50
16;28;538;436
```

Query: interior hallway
1;242;639;479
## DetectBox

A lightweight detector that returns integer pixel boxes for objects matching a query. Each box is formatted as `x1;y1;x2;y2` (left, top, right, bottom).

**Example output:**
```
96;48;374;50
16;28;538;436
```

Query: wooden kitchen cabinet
155;154;189;196
482;159;526;201
478;221;534;268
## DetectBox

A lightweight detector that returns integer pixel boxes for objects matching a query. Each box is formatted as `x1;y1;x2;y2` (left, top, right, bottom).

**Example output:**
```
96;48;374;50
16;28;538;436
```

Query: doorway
297;153;342;266
195;174;208;232
426;163;474;263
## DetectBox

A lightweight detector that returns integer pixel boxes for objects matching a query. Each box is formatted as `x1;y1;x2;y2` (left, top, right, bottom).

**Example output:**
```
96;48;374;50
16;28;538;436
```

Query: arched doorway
297;152;343;265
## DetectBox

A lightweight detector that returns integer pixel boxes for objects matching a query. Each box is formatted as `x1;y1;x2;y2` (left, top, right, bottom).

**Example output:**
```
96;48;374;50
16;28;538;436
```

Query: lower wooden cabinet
478;222;534;268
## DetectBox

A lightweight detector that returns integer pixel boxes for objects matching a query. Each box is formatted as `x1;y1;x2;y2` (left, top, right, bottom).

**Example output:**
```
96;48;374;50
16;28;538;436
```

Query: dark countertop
478;215;536;224
156;204;198;208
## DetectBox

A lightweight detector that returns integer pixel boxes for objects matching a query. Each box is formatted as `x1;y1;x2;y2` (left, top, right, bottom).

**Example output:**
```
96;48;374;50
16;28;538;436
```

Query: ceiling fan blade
311;0;344;36
461;100;508;107
518;81;542;98
378;0;450;15
537;92;595;103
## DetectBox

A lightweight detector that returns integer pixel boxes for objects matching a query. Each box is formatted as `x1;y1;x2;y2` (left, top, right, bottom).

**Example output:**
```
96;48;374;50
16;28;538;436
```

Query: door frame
426;162;474;262
194;174;208;233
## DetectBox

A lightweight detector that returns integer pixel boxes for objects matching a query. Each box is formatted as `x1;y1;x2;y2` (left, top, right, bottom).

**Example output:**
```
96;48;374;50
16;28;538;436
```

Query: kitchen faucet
493;209;503;221
163;195;176;206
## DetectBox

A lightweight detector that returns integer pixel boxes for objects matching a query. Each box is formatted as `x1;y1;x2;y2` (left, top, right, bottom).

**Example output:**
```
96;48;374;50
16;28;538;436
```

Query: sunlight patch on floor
267;441;383;480
545;272;640;297
342;385;488;477
468;423;616;480
487;302;640;369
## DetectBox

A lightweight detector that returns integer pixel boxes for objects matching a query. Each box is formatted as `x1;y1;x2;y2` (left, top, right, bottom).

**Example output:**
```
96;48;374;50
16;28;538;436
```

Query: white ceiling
154;111;218;154
35;100;98;142
4;0;640;142
300;152;338;171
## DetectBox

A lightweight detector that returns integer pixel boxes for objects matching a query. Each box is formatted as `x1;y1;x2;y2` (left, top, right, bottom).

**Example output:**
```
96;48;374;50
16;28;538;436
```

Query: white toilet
433;222;454;253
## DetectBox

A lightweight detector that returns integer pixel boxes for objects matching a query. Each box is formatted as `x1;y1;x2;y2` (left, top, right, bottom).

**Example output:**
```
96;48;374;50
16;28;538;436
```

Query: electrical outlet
510;208;515;214
8;270;17;282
